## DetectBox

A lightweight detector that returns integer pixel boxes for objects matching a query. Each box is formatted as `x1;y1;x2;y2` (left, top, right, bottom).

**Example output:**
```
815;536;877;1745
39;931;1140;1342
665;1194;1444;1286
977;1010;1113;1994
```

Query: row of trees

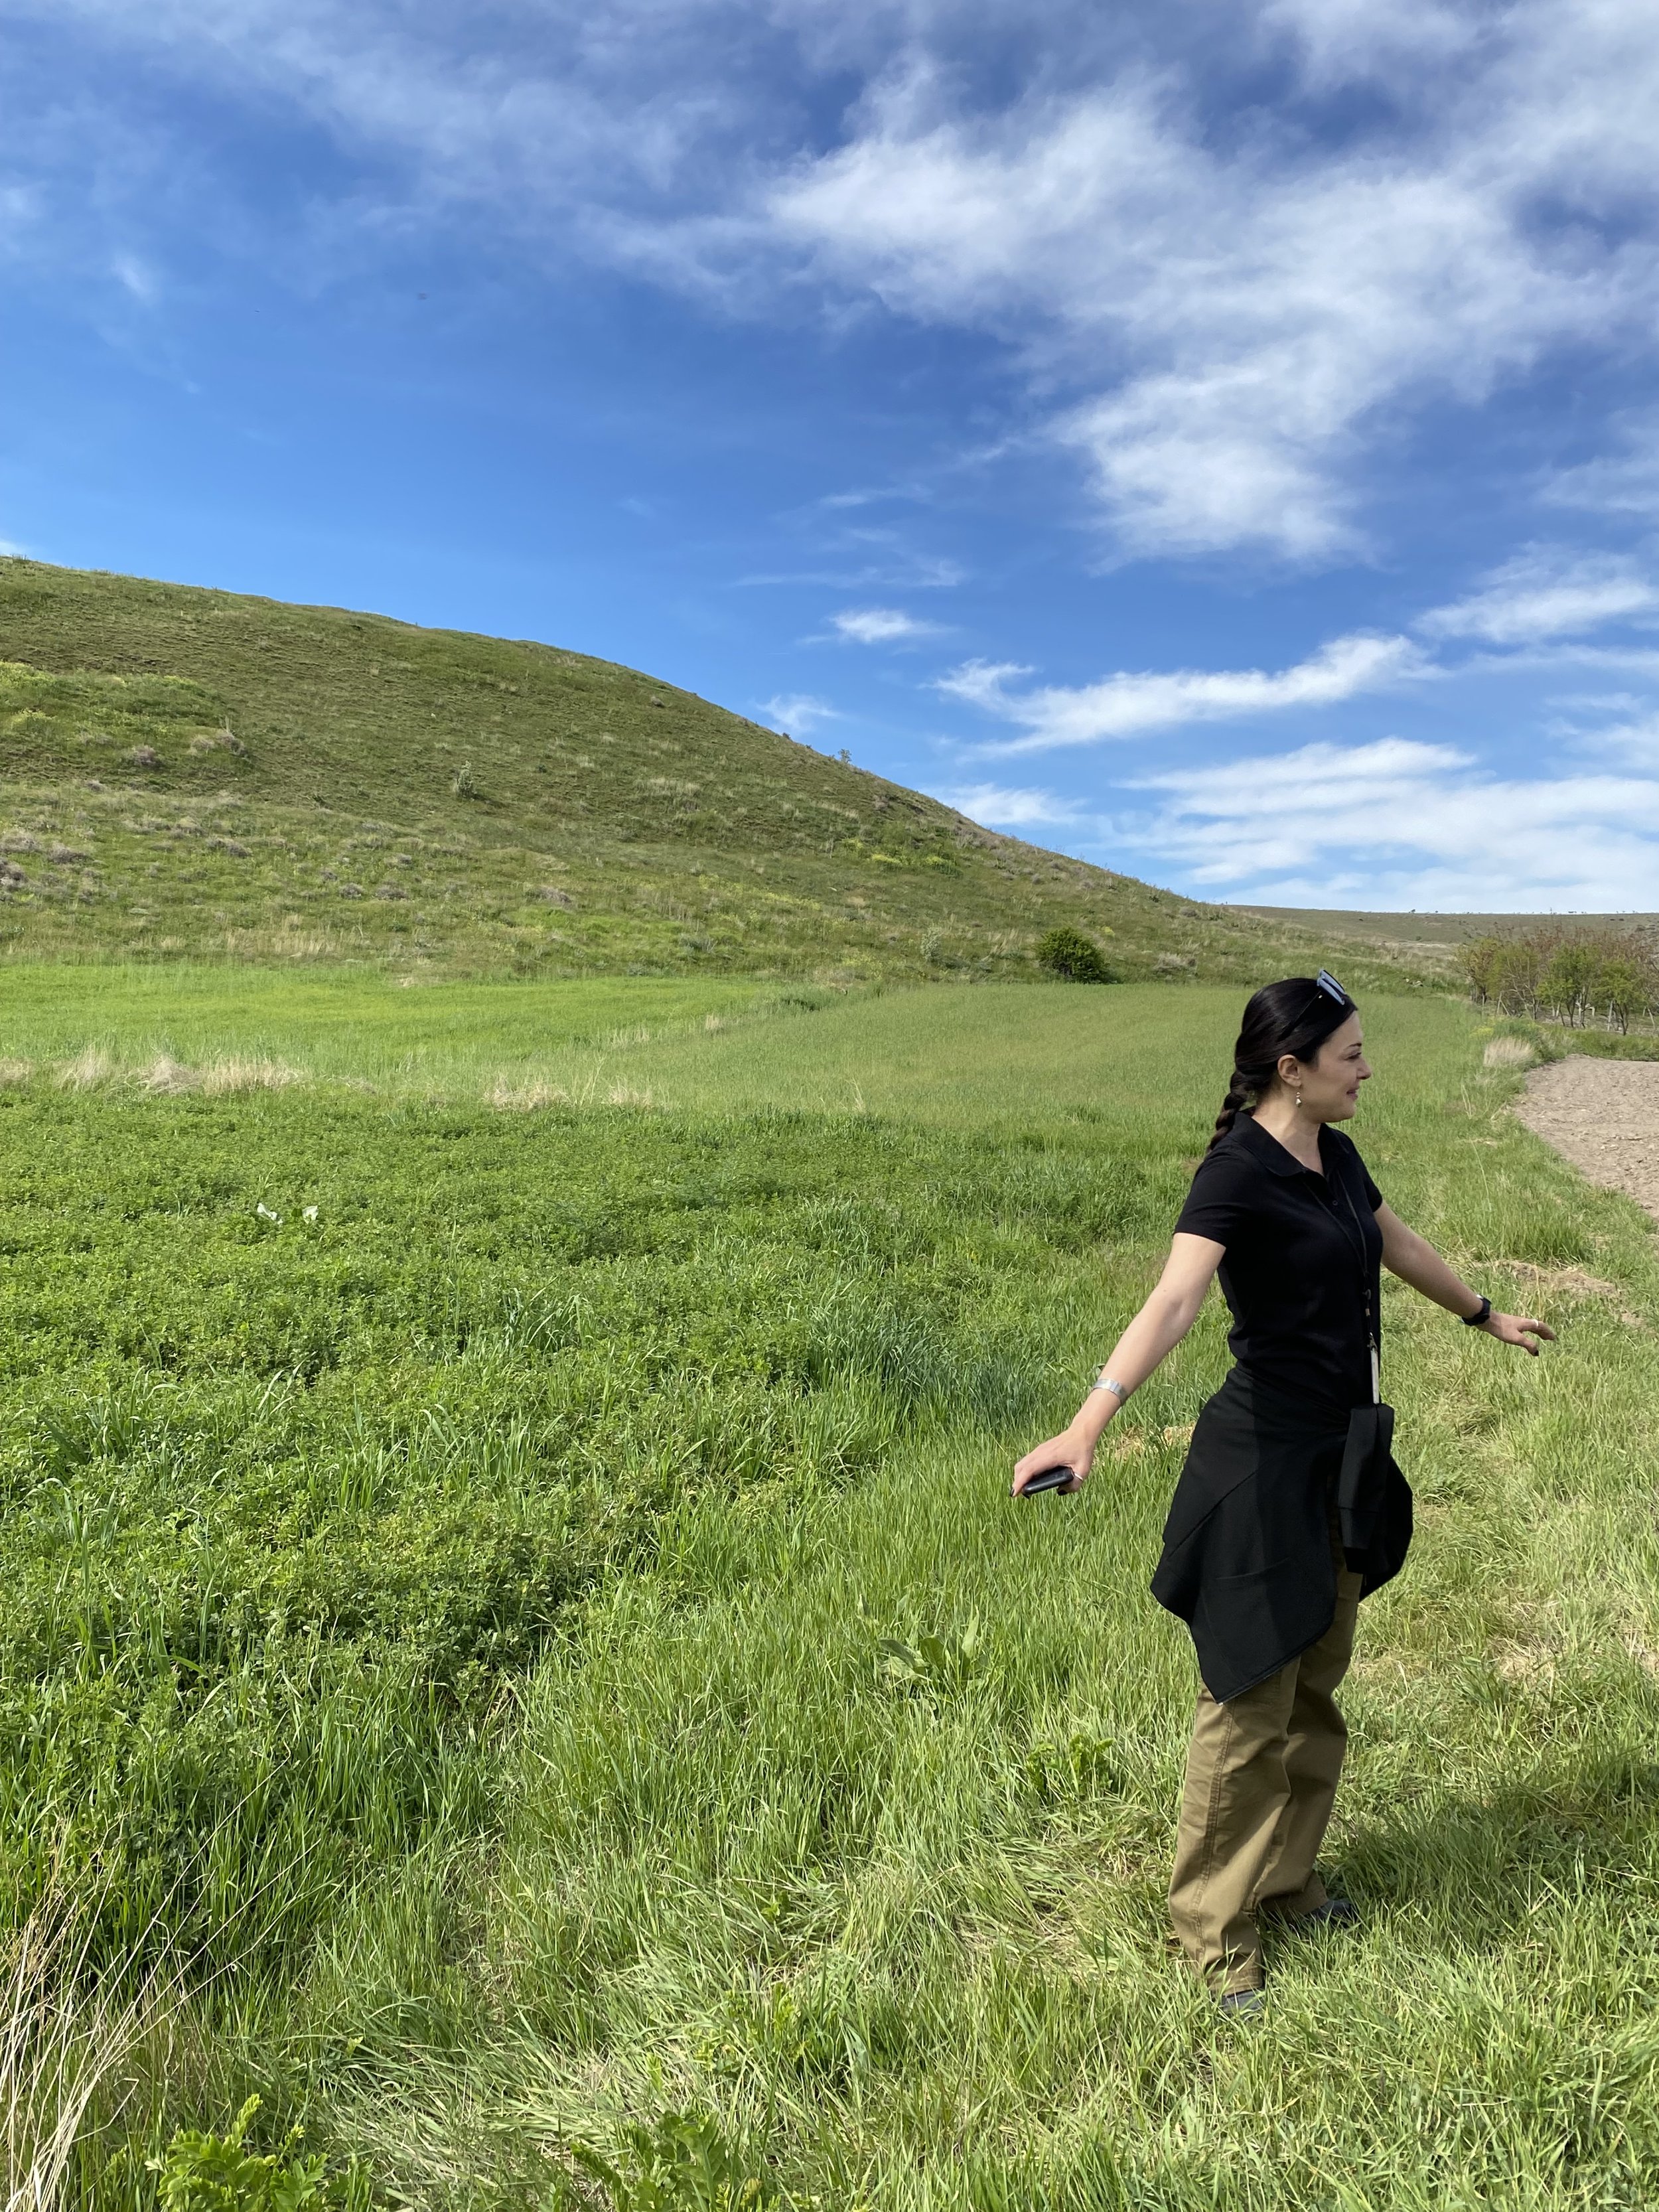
1463;926;1659;1032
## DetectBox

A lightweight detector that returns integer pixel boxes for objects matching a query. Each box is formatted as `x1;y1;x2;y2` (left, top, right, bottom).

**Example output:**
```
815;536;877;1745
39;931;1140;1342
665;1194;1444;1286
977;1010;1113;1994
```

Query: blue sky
5;0;1659;910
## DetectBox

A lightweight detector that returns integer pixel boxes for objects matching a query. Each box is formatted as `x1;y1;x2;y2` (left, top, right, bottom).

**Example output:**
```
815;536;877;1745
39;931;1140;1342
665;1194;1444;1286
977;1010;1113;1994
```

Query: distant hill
1238;905;1659;954
0;560;1420;987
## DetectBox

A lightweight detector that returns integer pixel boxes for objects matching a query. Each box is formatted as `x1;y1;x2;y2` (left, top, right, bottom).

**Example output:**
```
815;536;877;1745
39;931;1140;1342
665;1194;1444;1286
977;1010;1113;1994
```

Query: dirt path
1518;1057;1659;1224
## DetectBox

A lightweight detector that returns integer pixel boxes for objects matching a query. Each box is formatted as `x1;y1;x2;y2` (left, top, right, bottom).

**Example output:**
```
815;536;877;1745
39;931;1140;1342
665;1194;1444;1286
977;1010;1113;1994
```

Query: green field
0;968;1334;1122
5;974;1658;2207
0;964;784;1099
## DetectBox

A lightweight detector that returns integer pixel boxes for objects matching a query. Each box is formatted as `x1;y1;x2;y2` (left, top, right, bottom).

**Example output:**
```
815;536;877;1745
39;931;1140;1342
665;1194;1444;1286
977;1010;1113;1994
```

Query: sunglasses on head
1307;968;1350;1017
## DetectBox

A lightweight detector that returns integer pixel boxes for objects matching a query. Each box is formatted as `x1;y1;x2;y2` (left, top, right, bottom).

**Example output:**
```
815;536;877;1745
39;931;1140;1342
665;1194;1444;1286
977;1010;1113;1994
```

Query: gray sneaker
1218;1987;1266;2018
1291;1897;1360;1933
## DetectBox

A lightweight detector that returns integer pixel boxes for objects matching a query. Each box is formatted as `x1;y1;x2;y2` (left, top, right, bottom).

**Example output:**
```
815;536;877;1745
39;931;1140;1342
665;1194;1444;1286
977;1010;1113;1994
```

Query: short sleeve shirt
1175;1112;1385;1413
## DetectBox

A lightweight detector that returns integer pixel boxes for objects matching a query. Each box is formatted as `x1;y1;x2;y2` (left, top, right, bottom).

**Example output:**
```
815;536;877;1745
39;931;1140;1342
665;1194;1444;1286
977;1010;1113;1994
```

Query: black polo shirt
1175;1112;1384;1414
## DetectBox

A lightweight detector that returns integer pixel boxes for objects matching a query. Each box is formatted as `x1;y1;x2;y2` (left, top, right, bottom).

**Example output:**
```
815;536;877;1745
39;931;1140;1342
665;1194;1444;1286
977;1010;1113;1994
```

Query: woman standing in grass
1013;973;1553;2012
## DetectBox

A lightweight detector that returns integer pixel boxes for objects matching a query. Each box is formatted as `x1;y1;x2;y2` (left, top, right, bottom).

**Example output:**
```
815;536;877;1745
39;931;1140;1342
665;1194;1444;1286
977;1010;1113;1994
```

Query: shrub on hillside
1035;926;1116;984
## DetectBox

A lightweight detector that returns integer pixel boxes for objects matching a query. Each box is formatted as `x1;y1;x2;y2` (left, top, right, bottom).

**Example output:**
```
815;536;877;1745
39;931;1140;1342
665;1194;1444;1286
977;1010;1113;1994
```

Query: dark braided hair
1207;977;1360;1151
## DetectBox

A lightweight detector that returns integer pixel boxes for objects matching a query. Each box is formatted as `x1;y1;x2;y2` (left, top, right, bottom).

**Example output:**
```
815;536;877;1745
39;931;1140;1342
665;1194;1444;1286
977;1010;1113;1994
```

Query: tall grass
0;983;1653;2203
0;1909;145;2212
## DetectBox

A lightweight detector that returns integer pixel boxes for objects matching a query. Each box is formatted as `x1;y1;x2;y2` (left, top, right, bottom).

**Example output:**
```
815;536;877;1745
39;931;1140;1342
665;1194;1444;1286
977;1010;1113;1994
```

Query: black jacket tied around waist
1151;1370;1412;1702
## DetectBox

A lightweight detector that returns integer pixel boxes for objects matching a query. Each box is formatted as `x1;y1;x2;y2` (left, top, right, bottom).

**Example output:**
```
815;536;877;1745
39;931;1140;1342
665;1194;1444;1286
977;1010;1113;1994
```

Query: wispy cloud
111;250;157;303
22;1;1659;563
1546;417;1659;518
760;692;839;735
741;554;966;591
936;781;1084;828
760;7;1659;559
1561;711;1659;771
938;632;1420;752
828;606;942;644
1419;547;1659;644
1123;735;1659;909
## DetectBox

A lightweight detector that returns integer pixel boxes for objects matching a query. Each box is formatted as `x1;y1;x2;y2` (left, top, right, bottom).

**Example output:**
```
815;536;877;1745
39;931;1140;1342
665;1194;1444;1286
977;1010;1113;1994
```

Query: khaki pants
1167;1557;1364;1996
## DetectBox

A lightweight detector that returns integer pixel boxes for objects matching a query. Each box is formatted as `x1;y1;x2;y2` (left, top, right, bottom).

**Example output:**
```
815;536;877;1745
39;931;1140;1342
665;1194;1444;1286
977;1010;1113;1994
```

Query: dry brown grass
143;1054;301;1096
56;1053;305;1098
487;1081;570;1110
54;1047;113;1091
0;1907;146;2212
217;927;339;960
198;1057;302;1096
1494;1258;1654;1330
1482;1035;1538;1069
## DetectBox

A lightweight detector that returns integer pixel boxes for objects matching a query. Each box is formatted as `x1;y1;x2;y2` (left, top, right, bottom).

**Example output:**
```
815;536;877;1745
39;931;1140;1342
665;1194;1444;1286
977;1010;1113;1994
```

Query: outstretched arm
1375;1202;1555;1355
1012;1233;1225;1494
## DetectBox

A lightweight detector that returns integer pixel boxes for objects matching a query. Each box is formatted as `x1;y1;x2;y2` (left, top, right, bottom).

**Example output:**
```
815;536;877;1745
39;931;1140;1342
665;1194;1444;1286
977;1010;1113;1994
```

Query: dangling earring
1294;1090;1303;1109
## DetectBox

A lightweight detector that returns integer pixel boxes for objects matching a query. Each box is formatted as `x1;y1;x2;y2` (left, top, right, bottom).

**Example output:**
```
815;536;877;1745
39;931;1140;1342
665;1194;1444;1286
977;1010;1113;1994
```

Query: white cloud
1563;711;1659;770
830;606;940;643
760;8;1659;557
1121;735;1659;909
760;692;839;734
741;552;966;590
938;631;1419;751
1420;548;1659;644
20;0;1659;562
1259;0;1477;84
1547;419;1659;519
936;781;1083;828
111;250;157;303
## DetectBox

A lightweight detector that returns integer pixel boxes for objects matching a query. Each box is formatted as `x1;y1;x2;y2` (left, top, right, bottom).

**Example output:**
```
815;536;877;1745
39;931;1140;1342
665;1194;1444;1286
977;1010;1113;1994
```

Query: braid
1208;1075;1251;1151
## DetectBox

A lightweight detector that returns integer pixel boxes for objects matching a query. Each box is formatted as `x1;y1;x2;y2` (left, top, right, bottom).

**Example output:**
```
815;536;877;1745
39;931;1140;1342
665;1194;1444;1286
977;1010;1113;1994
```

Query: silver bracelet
1090;1374;1129;1402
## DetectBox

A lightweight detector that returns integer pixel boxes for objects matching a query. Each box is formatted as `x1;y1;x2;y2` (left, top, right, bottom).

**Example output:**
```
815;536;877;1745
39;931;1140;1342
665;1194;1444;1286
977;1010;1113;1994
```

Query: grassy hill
0;560;1423;988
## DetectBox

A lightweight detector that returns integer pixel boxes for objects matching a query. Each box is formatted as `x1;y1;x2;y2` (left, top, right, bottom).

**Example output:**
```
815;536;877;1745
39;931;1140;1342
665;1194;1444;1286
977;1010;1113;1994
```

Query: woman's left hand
1483;1311;1556;1354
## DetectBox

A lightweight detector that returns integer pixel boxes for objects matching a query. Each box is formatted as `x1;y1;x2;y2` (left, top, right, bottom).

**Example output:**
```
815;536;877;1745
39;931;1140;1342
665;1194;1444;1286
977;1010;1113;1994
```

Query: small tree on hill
1461;935;1504;1003
1036;926;1116;984
1461;922;1658;1030
1598;957;1652;1033
1541;940;1601;1027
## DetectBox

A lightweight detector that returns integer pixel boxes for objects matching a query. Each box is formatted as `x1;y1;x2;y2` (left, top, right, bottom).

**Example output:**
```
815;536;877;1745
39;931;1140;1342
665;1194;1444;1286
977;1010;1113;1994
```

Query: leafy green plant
566;2110;772;2211
150;2099;367;2212
877;1613;985;1700
1035;926;1116;984
1023;1728;1124;1806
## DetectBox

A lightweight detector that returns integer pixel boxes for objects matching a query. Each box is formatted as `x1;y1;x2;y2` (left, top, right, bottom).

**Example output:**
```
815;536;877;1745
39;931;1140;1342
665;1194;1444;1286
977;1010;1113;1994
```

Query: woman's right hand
1011;1428;1096;1497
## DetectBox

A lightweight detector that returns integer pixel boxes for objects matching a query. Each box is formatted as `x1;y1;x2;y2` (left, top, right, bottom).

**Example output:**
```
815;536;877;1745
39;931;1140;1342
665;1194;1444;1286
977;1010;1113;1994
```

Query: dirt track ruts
1518;1056;1659;1225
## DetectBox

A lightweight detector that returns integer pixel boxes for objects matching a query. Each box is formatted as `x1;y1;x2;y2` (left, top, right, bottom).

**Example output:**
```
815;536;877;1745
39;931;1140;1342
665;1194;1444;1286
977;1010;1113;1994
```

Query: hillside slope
1;561;1404;985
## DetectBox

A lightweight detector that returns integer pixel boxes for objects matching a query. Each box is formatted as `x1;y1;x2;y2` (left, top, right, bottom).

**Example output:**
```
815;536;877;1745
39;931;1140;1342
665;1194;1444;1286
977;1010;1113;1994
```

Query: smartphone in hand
1019;1463;1077;1497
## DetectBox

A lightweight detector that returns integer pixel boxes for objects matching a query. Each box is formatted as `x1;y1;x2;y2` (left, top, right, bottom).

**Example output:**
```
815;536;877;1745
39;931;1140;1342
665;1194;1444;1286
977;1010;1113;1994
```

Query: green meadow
5;977;1659;2209
2;967;1325;1122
